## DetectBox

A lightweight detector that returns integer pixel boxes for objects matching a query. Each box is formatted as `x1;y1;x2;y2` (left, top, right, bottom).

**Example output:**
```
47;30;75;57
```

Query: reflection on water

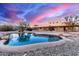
4;33;62;46
19;33;31;42
48;35;62;42
4;35;10;45
4;33;31;45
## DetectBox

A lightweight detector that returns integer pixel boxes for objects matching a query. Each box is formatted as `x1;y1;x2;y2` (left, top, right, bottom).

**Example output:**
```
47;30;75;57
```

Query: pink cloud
31;4;71;25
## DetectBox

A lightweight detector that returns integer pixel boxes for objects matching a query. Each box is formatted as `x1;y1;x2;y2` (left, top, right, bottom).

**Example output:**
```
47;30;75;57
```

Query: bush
0;25;14;31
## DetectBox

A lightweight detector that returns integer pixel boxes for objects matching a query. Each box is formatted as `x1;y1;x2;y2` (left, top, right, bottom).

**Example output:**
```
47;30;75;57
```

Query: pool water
4;33;62;46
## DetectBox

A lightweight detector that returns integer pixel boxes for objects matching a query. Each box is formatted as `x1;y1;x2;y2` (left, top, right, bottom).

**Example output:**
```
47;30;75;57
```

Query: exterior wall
54;27;64;32
73;27;79;32
33;26;79;32
34;26;79;32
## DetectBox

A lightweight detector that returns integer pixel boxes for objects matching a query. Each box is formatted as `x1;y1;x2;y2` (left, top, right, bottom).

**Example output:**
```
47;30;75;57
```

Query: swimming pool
4;33;62;46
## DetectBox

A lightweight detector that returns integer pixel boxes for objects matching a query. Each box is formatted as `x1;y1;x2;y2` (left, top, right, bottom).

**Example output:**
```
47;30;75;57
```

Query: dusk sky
0;3;79;25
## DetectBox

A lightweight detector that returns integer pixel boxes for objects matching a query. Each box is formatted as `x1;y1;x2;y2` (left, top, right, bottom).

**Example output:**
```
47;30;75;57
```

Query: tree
0;25;14;31
18;21;28;32
64;16;79;31
18;20;29;37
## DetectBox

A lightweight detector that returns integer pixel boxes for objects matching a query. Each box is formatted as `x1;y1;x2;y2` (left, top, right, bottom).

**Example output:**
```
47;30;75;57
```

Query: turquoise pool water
4;33;62;46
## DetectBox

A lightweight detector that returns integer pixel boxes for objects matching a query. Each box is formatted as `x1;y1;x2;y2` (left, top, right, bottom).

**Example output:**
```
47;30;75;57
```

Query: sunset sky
0;3;79;25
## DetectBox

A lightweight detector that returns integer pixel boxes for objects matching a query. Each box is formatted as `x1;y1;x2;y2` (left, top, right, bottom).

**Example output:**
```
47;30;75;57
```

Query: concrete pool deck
0;31;78;56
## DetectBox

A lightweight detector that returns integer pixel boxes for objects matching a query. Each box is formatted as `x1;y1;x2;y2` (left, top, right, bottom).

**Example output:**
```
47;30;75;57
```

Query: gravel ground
23;40;79;56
